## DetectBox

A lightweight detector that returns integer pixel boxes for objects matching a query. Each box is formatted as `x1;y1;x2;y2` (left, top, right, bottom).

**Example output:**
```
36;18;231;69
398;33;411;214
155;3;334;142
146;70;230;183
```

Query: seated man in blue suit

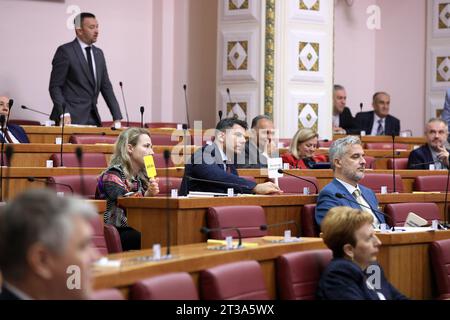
179;117;281;196
354;92;400;136
408;118;449;169
0;96;29;143
315;136;385;226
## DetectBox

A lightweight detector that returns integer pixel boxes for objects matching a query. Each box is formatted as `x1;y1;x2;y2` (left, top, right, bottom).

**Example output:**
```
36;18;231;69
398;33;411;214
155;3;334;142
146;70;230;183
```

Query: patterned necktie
85;47;96;86
353;189;379;227
376;119;384;136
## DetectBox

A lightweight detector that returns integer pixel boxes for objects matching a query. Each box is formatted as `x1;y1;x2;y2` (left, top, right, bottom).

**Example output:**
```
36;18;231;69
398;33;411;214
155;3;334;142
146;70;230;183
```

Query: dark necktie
2;128;13;143
85;47;96;86
376;119;384;136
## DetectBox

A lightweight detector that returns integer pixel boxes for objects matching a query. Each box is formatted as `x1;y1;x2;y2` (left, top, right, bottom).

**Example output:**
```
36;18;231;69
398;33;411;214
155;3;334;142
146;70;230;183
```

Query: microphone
163;149;172;258
27;177;74;195
360;103;363;113
21;105;50;117
186;176;247;194
277;169;318;194
75;147;86;197
409;160;441;168
226;88;233;105
182;124;188;164
140;106;145;128
200;226;242;248
335;192;392;229
119;81;130;127
0;115;6;202
260;220;300;237
391;134;396;193
218;110;223;121
4;145;13;201
183;84;190;129
6;99;13;128
59;103;66;167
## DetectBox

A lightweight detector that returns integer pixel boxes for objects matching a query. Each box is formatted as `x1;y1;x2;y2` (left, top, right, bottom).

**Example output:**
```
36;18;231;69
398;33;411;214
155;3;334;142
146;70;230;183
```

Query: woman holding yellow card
96;127;159;251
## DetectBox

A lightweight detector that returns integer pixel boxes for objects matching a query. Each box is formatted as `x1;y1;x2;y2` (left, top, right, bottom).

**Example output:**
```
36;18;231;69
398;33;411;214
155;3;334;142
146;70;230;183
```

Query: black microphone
226;88;233;105
335;193;392;229
186;175;247;194
140;106;145;128
218;110;223;121
183;84;190;129
277;169;318;194
360;103;363;113
260;220;300;237
163;149;172;257
59;103;66;167
21;105;50;117
4;145;13;201
0;115;6;202
391;134;396;193
75;147;86;197
6;99;13;129
27;177;74;195
409;160;442;168
200;226;242;248
119;81;130;127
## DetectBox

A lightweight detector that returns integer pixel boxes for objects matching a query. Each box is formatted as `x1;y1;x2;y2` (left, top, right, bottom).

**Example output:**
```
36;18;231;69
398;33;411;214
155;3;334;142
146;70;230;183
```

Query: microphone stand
182;124;188;165
21;105;51;117
0;115;6;202
183;84;190;129
75;147;86;197
4;145;13;202
119;82;130;127
444;155;450;228
392;134;396;193
60;103;66;167
163;150;172;258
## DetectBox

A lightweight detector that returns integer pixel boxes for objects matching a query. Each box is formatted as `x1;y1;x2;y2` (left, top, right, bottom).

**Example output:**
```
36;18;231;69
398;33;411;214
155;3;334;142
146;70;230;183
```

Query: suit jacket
0;124;29;143
338;107;358;134
407;144;449;170
0;286;21;300
235;140;267;169
315;178;385;225
179;143;257;196
354;111;400;136
317;258;408;300
49;39;122;125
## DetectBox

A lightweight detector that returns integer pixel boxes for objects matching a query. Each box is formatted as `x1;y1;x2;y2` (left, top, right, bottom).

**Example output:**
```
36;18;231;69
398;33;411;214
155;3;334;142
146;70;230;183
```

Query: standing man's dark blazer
339;107;358;134
0;124;29;143
179;143;257;196
354;111;400;136
49;39;122;126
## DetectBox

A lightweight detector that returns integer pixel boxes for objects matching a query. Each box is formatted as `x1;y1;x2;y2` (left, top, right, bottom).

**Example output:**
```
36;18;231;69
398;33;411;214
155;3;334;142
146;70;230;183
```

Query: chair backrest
69;135;118;144
414;175;450;192
364;156;376;169
387;158;408;170
90;288;124;300
50;153;107;168
277;249;332;300
130;272;199;300
278;176;319;194
317;140;333;148
151;134;180;146
384;202;440;226
9;119;41;126
430;239;450;299
102;121;142;128
359;173;404;193
145;122;183;129
301;204;320;237
206;206;267;239
152;153;175;168
365;142;408;150
200;260;270;300
158;177;182;195
48;175;98;199
103;224;123;254
88;216;108;256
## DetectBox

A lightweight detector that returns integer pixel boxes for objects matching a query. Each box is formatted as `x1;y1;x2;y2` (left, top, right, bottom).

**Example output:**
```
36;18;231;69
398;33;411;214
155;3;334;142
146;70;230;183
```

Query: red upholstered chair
206;206;267;239
9;119;41;126
365;143;408;150
359;173;404;193
69;135;118;144
102;121;142;128
89;216;108;256
151;134;180;146
130;273;199;300
145;122;183;129
278;176;319;194
387;158;408;170
90;288;124;300
103;224;123;254
301;204;320;237
414;175;450;192
384;202;440;227
50;153;107;168
318;140;333;148
152;153;175;168
364;156;376;169
430;239;450;299
277;249;332;300
200;260;270;300
158;177;182;196
48;175;98;199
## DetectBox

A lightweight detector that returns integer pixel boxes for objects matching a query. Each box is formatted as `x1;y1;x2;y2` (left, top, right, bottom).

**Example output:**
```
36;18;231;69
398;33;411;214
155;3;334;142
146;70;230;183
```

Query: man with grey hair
236;115;277;168
0;189;99;300
315;136;385;226
408;118;450;170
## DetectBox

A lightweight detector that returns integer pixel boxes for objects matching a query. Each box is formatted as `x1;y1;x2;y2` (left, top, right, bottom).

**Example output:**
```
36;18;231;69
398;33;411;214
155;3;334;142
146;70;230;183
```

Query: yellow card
144;155;157;178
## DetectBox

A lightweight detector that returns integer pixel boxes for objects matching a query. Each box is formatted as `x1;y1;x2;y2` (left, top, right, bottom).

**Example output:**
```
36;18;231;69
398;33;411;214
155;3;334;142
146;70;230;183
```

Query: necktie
85;47;96;86
353;189;379;226
376;119;384;136
2;128;13;143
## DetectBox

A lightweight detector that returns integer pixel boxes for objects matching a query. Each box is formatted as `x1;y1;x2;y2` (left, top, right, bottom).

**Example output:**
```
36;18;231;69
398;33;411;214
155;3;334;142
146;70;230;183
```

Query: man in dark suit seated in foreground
354;92;400;136
408;118;449;170
179;117;282;196
0;96;29;143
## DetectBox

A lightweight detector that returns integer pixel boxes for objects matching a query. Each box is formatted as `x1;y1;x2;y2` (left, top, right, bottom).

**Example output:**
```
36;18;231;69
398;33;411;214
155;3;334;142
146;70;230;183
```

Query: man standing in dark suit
332;85;358;134
408;118;449;169
0;96;29;143
179;118;281;196
49;12;122;127
354;92;400;136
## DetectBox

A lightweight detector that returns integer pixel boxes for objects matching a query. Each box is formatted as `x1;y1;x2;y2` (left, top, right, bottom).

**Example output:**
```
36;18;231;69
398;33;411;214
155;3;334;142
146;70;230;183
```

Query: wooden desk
93;237;327;298
333;134;426;147
118;193;450;248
